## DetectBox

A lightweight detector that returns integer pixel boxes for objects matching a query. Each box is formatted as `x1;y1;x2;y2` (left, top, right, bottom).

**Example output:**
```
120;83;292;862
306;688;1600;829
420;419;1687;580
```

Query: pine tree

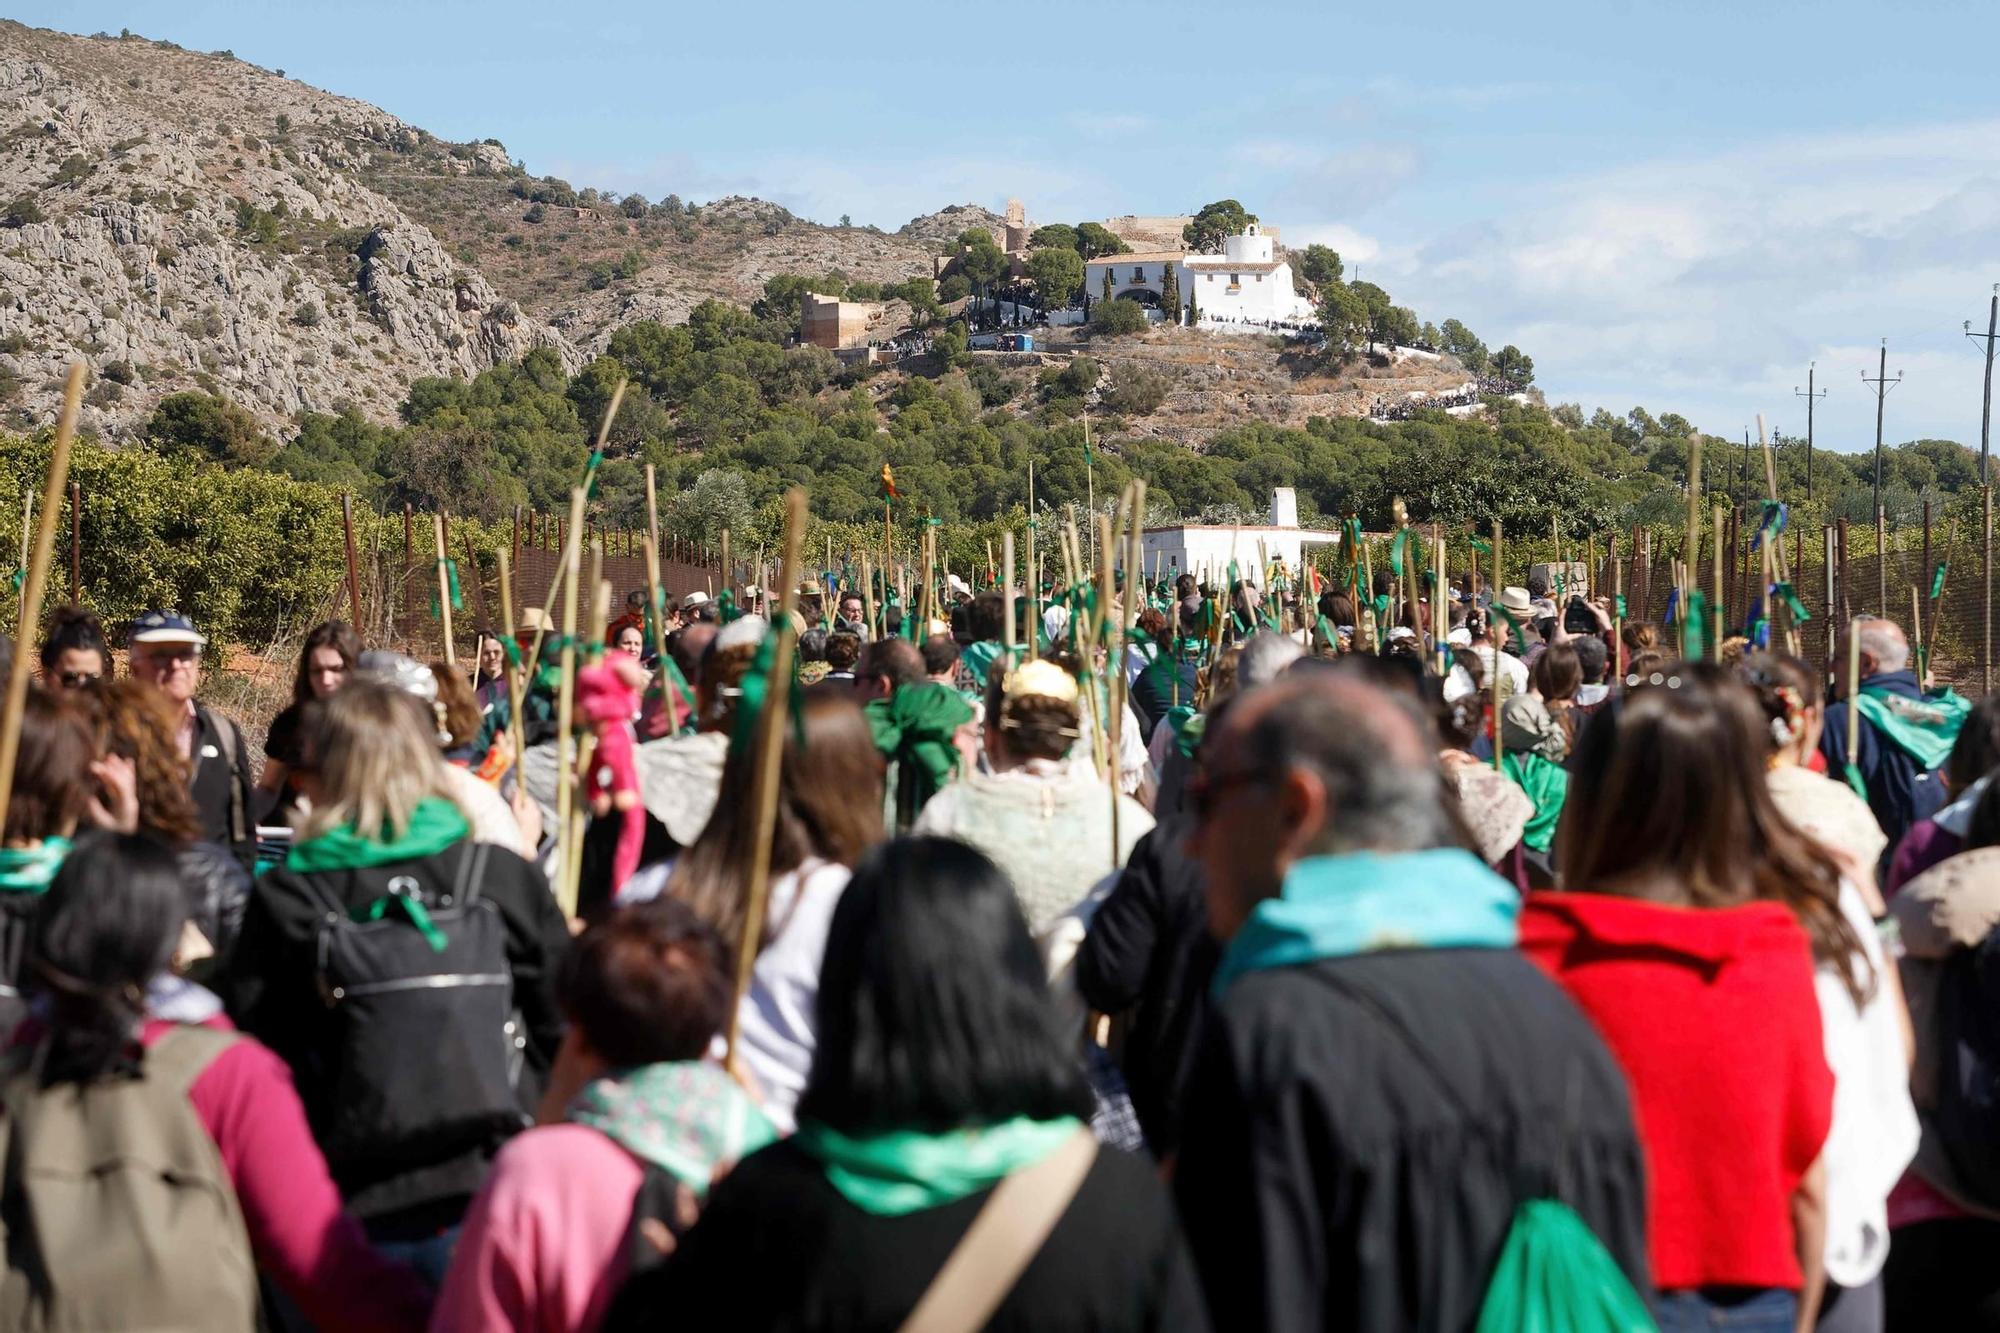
1160;266;1180;326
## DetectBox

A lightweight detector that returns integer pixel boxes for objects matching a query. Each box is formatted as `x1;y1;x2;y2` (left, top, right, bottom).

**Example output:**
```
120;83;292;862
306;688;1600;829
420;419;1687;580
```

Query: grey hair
1857;619;1909;674
1237;630;1305;690
1237;681;1463;855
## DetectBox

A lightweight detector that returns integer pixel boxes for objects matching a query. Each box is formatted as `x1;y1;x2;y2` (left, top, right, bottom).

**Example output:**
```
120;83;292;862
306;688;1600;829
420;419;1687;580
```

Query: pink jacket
430;1124;646;1333
144;1018;432;1333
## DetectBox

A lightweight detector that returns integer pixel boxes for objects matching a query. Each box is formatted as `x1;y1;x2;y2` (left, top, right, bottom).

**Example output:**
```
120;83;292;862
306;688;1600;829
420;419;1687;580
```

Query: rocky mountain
0;21;949;439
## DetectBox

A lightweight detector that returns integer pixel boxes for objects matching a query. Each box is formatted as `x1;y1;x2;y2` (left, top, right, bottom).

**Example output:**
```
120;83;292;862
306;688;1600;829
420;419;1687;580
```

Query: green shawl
1854;685;1970;771
1500;751;1569;854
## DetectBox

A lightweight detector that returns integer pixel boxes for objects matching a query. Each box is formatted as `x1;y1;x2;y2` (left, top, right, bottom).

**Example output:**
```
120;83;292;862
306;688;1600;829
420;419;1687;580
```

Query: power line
1862;339;1903;521
1794;363;1826;502
1965;283;2000;486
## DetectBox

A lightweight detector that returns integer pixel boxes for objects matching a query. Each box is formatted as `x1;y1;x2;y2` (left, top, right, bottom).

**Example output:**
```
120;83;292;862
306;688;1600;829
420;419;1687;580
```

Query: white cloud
1366;118;2000;446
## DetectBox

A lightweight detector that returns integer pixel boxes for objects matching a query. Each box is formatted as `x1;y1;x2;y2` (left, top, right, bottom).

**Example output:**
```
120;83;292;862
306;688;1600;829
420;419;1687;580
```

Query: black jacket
1174;948;1649;1333
189;705;256;870
222;836;569;1222
1075;815;1217;1157
605;1139;1210;1332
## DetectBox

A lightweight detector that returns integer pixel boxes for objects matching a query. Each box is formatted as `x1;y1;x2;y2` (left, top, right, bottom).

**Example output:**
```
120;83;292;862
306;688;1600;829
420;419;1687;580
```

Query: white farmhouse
1083;224;1318;327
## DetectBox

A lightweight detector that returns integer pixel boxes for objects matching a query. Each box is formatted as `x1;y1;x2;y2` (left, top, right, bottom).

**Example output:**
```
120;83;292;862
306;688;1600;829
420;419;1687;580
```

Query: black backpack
1928;928;2000;1209
304;840;530;1172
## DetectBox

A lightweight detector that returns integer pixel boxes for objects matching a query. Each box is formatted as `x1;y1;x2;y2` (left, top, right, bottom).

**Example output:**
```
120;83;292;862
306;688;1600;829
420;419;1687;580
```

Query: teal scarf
0;837;71;893
1212;849;1519;997
959;640;1003;691
568;1062;777;1196
794;1116;1083;1216
285;797;470;874
1855;686;1970;770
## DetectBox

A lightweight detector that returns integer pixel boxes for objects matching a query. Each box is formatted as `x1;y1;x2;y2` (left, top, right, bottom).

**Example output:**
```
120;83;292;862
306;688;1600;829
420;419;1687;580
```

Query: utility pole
1862;338;1903;523
1795;363;1826;502
1966;284;2000;485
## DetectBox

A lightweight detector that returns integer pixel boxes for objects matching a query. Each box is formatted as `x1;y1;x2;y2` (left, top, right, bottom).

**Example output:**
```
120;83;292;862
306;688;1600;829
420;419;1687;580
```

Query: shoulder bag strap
206;711;249;848
452;836;491;909
895;1126;1098;1333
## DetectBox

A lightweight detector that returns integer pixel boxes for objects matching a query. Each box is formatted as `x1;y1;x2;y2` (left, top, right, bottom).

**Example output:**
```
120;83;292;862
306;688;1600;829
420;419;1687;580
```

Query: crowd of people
0;555;1989;1331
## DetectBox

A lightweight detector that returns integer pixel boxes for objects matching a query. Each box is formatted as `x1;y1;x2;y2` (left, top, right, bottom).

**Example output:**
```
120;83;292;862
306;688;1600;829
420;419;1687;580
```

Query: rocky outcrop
0;25;577;439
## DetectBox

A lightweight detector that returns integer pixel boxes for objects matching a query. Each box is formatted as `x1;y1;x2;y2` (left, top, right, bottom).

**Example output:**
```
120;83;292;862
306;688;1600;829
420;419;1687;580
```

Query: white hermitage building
1083;224;1318;326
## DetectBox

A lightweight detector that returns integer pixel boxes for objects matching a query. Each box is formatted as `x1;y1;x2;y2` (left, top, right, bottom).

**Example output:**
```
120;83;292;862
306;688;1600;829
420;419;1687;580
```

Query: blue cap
128;610;207;647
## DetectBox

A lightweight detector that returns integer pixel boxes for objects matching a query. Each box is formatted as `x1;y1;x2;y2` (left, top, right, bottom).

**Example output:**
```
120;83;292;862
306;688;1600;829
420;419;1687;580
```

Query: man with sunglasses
128;609;256;871
1172;672;1648;1331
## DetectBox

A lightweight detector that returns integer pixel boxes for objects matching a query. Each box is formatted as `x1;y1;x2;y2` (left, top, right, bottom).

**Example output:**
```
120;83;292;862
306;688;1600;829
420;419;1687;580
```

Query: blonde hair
302;679;460;841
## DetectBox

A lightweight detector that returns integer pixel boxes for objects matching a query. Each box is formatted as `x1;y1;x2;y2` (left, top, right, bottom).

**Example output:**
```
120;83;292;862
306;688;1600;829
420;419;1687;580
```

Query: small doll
575;654;649;897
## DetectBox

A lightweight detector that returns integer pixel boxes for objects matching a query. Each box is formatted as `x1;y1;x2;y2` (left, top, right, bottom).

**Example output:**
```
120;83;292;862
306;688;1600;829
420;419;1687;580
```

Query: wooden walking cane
495;549;528;784
433;514;456;666
561;565;608;919
1002;532;1017;659
1612;531;1624;679
643;465;681;717
1756;416;1804;657
725;488;809;1072
1100;509;1123;871
522;384;625;675
0;364;82;829
1712;504;1725;662
552;488;587;921
1682;432;1704;660
1491;519;1504;773
341;494;363;630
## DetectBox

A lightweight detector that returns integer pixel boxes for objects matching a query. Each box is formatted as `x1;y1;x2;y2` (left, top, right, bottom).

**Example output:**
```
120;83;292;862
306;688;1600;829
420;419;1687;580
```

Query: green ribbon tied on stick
1388;528;1413;579
1932;562;1949;601
1772;582;1811;624
1612;593;1627;620
429;557;463;619
728;626;806;759
584;449;605;500
1490;602;1526;654
1680;589;1708;662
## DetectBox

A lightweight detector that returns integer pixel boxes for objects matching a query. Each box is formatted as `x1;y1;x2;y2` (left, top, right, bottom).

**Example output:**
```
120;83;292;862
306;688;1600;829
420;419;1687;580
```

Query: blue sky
16;0;2000;452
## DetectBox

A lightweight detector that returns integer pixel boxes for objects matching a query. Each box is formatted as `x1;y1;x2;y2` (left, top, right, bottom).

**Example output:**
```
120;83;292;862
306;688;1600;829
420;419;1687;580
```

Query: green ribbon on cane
1932;562;1949;601
429;558;463;619
729;626;806;759
1389;527;1413;578
584;449;606;500
1490;602;1526;653
1680;589;1708;662
1772;582;1811;624
1612;593;1627;620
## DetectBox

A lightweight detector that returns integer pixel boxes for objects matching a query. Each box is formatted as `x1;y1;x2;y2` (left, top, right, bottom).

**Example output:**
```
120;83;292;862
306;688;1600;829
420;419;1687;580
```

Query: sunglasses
57;671;100;688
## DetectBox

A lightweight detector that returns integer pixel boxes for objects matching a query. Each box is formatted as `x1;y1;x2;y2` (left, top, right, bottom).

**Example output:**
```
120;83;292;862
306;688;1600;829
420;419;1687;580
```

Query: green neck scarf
568;1062;777;1196
1212;849;1519;997
794;1116;1083;1216
0;837;71;893
286;797;469;875
1854;685;1970;771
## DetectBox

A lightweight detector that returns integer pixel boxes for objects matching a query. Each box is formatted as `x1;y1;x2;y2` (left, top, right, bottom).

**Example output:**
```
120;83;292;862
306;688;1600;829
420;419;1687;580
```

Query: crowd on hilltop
0;551;1991;1331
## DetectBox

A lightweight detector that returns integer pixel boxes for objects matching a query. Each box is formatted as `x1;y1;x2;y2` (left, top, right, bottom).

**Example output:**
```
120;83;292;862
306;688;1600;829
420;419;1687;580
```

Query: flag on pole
878;464;900;505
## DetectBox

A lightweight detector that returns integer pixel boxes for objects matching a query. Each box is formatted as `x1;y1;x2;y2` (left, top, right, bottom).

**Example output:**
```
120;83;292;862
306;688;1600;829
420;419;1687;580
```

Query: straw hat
1498;586;1534;615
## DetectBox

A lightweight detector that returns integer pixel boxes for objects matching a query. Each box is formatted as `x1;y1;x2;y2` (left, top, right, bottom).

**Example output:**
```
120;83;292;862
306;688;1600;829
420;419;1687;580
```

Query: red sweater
144;1018;432;1333
1518;892;1833;1292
